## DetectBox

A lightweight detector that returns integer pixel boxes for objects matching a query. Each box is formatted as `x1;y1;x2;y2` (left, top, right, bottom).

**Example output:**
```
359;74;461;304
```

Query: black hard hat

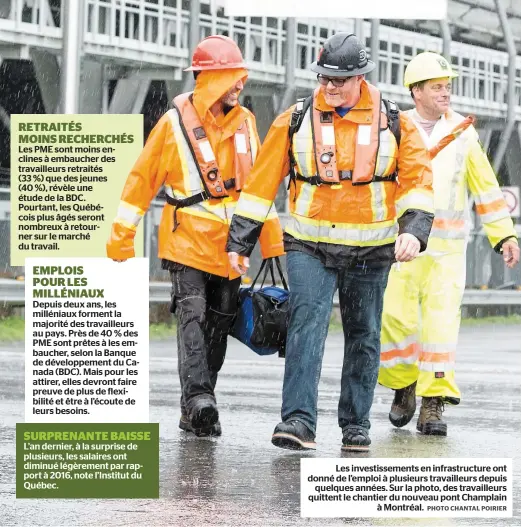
311;33;375;77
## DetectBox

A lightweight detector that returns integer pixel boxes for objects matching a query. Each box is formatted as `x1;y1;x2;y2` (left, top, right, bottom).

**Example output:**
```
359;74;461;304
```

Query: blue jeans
282;251;391;434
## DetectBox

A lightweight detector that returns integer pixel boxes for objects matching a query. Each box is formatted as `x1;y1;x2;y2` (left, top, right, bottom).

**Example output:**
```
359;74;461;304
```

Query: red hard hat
184;35;247;71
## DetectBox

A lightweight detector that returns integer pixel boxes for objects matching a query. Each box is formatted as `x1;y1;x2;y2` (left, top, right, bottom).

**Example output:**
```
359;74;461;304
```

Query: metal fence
144;196;521;289
1;188;520;290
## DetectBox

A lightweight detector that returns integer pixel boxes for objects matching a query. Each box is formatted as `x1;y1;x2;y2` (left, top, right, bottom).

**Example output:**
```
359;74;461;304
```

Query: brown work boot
416;397;447;436
389;381;417;427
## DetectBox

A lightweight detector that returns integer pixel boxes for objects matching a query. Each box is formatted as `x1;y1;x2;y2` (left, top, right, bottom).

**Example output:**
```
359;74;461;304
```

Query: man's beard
223;102;235;115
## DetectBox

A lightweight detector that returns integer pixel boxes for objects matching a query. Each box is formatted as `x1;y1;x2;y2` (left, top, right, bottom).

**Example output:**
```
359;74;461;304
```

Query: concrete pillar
439;19;452;60
278;18;296;114
492;0;517;174
355;19;364;40
165;80;183;106
369;19;379;86
30;49;60;113
108;79;151;114
507;126;521;189
243;91;276;140
0;102;9;130
79;60;104;114
182;0;200;93
61;0;85;113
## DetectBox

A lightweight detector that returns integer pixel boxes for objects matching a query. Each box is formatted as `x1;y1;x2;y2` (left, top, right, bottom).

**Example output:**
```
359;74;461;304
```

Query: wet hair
410;80;427;100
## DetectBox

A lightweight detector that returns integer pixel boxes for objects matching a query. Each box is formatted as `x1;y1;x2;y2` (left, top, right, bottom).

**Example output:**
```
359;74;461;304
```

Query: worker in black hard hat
227;32;434;452
312;32;376;77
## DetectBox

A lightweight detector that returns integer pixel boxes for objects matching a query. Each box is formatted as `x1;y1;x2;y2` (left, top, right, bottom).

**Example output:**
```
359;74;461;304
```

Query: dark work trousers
170;264;241;417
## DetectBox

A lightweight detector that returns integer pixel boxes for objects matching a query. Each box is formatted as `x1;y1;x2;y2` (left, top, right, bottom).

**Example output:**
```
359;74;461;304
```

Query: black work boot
416;397;447;436
179;414;222;437
189;398;219;430
389;381;417;428
271;419;316;450
341;426;371;452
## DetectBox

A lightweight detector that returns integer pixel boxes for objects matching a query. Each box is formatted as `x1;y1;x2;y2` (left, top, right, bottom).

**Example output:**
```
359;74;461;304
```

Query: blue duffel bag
230;257;289;357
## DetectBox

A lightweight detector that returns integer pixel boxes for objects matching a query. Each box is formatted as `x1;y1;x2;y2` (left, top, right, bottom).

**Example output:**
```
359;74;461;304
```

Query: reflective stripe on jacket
107;68;284;277
226;80;434;266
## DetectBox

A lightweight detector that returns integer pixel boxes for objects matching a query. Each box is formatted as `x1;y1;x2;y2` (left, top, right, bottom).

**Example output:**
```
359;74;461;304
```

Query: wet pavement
1;324;520;526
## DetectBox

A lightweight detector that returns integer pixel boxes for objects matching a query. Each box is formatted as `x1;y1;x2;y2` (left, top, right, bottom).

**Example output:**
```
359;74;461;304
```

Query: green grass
460;315;521;327
149;322;177;340
0;314;519;343
0;317;25;342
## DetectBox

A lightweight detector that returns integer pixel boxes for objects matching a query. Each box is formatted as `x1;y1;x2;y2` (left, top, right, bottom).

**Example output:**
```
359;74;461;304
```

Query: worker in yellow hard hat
403;51;458;91
378;51;519;437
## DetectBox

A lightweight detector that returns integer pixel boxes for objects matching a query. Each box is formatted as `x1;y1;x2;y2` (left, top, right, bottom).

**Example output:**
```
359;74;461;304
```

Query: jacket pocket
290;182;323;218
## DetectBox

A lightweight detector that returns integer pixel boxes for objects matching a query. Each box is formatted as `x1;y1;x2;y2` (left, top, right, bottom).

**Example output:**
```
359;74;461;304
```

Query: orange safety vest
290;85;399;186
167;92;255;228
172;92;254;195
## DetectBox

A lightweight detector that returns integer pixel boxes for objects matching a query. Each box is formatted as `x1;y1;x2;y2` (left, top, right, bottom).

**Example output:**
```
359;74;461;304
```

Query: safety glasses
317;74;350;87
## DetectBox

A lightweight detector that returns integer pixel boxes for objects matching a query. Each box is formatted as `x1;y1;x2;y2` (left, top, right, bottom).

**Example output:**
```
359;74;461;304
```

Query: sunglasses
317;74;350;87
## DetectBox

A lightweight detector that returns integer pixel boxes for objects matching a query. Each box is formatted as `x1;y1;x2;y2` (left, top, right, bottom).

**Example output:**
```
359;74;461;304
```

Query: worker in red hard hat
107;35;284;437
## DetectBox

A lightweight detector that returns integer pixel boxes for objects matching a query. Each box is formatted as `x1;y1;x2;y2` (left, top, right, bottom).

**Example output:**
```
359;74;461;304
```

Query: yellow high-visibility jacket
408;108;517;255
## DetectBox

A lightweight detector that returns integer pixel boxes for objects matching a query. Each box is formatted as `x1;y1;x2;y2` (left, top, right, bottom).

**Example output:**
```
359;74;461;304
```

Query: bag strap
250;258;270;290
258;258;275;289
273;257;289;291
250;257;289;291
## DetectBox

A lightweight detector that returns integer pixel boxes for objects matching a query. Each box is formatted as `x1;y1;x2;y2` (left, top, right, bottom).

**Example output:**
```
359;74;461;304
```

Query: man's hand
395;233;421;262
502;240;520;269
228;252;250;275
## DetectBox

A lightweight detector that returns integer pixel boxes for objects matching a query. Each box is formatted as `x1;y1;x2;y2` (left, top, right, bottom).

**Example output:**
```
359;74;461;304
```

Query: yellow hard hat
404;52;458;88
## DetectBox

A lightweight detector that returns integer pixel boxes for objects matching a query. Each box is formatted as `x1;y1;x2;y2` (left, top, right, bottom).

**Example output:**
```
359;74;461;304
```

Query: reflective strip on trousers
419;343;457;373
285;215;398;246
380;335;419;368
381;342;457;370
419;343;456;367
418;360;456;373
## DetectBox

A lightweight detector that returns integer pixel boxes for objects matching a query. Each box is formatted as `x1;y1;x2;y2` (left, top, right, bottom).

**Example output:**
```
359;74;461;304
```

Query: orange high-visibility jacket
106;68;284;278
226;80;434;266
